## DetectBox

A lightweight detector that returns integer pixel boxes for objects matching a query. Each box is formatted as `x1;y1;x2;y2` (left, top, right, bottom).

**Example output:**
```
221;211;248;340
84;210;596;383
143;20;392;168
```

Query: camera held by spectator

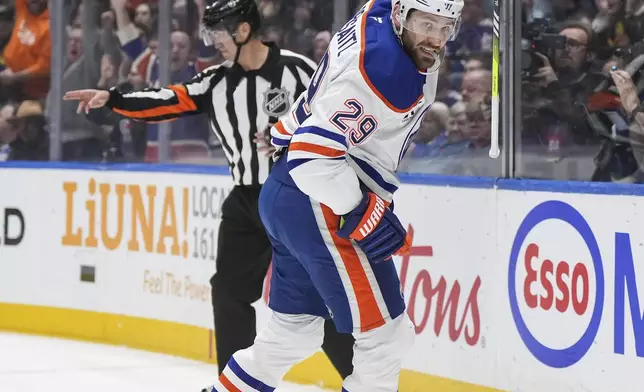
523;20;596;86
521;18;567;81
522;21;599;160
585;48;644;182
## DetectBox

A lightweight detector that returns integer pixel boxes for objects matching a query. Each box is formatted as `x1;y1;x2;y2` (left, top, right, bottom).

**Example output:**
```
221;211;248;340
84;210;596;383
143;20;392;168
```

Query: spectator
101;8;117;32
550;0;595;23
591;0;644;58
283;1;318;58
0;100;48;161
262;25;284;47
1;0;50;101
0;5;14;52
86;78;148;162
258;0;283;27
604;67;644;182
584;56;644;182
522;21;598;153
134;2;155;34
44;0;121;162
0;101;15;144
464;97;492;149
464;54;488;73
447;0;494;58
522;0;554;23
309;0;333;31
313;31;331;63
129;0;159;8
407;102;451;158
421;97;496;177
592;0;628;48
97;53;120;90
461;68;492;102
418;103;450;144
436;61;464;107
66;25;84;64
111;0;212;162
446;101;469;143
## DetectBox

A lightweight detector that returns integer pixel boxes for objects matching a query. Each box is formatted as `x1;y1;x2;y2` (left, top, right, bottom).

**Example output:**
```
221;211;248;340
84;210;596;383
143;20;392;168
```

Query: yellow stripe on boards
0;303;503;391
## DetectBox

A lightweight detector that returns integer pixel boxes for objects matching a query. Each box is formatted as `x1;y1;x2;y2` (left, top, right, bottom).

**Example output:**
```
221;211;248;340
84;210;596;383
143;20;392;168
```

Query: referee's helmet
201;0;261;48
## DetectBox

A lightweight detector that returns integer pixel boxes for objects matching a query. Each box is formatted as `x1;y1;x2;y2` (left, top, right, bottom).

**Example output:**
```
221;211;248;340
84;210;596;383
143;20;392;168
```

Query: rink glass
517;1;644;182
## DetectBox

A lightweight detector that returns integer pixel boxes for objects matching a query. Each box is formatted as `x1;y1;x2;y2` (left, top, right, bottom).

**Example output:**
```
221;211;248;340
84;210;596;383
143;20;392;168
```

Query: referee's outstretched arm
64;66;220;122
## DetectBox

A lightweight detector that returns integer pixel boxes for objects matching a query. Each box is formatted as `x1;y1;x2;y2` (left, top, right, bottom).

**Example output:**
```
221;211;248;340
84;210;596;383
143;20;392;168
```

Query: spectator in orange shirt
1;0;50;100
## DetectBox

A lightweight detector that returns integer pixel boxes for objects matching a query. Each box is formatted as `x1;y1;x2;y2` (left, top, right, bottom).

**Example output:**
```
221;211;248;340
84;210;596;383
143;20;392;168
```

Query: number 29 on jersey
293;51;378;146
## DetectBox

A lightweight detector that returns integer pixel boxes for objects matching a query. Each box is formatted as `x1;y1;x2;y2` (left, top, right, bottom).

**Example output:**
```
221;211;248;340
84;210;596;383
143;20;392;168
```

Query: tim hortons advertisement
391;186;494;388
499;191;644;392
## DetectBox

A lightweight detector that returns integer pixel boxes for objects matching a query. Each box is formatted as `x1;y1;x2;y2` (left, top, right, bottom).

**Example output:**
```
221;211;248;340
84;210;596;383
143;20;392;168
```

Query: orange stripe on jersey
219;374;241;392
274;120;290;136
358;1;423;113
321;204;385;332
112;85;198;120
289;142;345;158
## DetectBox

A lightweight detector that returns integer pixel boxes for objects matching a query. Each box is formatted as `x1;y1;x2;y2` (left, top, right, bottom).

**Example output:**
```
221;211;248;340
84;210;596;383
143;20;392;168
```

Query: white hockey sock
217;311;326;391
342;313;415;392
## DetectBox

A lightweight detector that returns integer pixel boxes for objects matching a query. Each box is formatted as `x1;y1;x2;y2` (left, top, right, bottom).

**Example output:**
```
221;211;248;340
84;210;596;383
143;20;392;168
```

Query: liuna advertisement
1;166;644;392
0;169;234;328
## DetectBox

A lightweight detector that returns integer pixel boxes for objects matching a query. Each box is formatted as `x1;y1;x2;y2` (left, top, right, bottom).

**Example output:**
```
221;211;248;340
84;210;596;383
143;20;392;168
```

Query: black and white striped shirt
106;43;316;186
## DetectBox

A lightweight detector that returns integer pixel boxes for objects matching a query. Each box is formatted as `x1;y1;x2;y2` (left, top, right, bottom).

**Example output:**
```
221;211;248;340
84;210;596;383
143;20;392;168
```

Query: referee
64;0;355;381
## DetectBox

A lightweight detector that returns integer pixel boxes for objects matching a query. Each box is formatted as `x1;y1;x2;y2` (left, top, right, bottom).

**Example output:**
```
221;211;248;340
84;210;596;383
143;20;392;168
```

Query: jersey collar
229;41;281;81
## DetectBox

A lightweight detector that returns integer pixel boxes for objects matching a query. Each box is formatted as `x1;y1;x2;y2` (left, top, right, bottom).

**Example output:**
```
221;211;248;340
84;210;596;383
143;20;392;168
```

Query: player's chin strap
419;48;444;75
230;27;253;65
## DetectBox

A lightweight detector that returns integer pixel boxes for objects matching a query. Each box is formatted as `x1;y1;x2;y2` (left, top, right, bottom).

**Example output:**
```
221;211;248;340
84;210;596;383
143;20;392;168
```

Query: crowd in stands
0;0;644;183
516;0;644;182
401;0;644;181
0;0;337;163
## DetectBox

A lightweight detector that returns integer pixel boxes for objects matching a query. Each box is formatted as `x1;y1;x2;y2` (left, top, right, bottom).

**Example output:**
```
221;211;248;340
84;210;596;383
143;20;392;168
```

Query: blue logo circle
508;200;605;368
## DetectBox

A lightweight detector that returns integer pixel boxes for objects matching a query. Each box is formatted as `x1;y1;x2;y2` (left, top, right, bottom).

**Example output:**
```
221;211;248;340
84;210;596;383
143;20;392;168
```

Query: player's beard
401;31;441;70
407;44;441;70
415;45;440;69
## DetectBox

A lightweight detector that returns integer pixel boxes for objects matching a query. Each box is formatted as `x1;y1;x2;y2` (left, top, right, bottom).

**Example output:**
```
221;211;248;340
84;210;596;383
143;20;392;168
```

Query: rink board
1;163;644;391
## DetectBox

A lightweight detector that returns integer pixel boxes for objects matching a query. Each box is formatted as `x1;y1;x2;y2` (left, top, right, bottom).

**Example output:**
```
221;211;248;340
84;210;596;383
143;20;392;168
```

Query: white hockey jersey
271;0;439;215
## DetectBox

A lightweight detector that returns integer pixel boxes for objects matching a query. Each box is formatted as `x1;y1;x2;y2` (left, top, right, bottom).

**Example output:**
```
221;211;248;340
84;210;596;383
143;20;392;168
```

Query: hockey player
206;0;464;391
63;0;355;384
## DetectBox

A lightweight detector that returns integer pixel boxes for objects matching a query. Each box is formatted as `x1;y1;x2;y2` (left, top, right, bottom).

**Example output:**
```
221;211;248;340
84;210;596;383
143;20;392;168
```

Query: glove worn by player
337;192;411;263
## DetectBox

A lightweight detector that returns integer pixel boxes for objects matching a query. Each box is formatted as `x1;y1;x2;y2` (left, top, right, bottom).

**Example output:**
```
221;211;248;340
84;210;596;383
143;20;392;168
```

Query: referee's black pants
210;185;355;378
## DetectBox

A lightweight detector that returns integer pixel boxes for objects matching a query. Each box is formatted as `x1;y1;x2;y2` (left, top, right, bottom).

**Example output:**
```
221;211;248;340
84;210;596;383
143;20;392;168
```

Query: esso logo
523;243;590;316
508;200;605;368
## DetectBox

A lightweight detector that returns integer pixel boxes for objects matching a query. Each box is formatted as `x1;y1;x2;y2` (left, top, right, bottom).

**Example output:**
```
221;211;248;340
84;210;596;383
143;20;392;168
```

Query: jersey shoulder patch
359;0;425;113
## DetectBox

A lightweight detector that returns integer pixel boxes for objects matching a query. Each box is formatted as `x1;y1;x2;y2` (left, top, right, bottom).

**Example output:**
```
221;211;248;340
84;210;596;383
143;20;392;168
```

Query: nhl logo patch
262;88;291;118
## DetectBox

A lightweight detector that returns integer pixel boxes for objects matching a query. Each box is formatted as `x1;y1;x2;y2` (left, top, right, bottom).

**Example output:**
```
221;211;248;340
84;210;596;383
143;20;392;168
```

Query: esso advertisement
508;200;644;370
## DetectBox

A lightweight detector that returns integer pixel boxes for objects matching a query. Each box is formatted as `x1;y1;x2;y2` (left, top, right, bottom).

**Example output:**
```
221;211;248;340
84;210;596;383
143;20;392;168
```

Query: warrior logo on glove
356;194;387;240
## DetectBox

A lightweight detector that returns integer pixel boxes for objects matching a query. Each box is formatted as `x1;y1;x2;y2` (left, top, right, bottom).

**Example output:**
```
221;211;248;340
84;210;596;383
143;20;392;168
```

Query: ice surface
0;332;333;392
